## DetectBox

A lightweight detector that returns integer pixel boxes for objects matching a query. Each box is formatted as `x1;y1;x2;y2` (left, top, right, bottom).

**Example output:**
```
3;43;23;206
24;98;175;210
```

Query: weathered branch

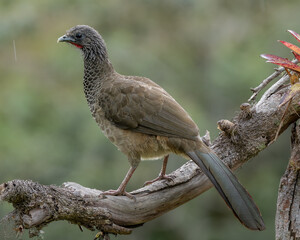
1;72;300;239
275;123;300;240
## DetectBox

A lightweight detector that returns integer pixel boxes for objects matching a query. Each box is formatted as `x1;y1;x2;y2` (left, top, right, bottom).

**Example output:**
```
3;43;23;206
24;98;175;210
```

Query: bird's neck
83;57;114;108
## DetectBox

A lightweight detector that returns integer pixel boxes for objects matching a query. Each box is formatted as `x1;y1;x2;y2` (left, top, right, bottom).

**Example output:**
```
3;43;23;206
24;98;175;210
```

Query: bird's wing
99;77;199;140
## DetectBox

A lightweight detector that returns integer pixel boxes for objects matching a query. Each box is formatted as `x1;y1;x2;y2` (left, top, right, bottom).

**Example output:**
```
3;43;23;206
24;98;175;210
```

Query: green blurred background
0;0;298;239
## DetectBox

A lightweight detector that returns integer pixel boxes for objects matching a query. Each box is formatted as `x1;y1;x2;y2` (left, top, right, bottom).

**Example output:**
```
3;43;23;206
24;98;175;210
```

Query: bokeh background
0;0;299;239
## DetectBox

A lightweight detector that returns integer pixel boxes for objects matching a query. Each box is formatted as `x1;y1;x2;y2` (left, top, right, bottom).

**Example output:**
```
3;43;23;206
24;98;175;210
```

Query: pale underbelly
140;153;167;161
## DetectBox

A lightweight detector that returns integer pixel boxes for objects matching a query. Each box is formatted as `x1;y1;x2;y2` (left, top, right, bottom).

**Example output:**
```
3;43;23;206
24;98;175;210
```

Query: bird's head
57;25;108;61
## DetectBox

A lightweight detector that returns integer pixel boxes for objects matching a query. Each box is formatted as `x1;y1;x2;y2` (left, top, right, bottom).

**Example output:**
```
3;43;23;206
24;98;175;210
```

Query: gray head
58;25;108;61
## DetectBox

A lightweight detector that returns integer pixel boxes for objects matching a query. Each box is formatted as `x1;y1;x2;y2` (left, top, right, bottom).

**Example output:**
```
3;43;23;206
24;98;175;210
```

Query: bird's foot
99;189;136;200
143;174;174;186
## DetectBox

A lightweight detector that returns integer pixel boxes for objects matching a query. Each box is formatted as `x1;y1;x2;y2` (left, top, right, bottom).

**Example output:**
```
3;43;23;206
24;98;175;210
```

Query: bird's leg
143;155;173;186
100;166;137;199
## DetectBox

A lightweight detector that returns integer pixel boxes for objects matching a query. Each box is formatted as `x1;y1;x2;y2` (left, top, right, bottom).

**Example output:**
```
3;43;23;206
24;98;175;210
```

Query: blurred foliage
0;0;298;239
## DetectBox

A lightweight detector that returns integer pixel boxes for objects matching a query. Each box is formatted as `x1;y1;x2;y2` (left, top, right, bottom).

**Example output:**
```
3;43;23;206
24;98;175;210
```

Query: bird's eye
75;33;82;39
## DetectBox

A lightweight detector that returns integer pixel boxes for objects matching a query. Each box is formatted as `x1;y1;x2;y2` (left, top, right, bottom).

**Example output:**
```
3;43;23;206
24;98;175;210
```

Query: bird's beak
57;35;75;43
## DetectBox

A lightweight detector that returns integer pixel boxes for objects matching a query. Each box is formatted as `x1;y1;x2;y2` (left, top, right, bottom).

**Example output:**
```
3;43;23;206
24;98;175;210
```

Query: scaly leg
143;155;173;186
100;166;137;199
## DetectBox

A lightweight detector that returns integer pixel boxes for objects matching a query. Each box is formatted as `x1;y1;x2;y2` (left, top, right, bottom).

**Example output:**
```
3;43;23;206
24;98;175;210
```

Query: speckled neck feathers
82;38;114;110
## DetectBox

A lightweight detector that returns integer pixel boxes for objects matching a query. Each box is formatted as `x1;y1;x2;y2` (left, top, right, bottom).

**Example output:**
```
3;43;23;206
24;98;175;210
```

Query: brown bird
58;25;265;230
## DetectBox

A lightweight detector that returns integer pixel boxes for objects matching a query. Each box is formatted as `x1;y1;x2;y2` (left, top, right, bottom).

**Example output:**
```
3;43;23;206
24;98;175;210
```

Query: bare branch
248;59;298;101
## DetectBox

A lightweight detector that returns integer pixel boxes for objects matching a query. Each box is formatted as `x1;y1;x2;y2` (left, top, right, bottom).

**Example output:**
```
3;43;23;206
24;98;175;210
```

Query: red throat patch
70;42;83;49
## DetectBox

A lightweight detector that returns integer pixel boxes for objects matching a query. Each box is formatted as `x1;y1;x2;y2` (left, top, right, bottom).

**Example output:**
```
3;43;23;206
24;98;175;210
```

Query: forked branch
1;71;300;239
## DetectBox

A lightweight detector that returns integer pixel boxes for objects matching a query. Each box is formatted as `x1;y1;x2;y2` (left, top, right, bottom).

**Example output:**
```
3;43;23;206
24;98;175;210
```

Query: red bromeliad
261;30;300;75
261;30;300;141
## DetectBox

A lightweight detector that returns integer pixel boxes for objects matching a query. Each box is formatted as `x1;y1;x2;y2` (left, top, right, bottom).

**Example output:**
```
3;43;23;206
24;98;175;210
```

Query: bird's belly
140;152;167;161
93;107;171;162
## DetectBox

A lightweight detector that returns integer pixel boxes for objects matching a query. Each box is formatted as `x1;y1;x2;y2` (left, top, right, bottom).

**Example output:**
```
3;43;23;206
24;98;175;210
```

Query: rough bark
0;73;300;239
275;123;300;240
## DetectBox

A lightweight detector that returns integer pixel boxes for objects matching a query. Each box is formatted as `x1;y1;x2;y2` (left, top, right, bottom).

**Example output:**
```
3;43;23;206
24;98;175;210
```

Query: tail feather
186;150;265;231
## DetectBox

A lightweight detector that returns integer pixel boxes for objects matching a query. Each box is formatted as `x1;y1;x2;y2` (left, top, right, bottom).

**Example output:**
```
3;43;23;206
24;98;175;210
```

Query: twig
248;59;299;102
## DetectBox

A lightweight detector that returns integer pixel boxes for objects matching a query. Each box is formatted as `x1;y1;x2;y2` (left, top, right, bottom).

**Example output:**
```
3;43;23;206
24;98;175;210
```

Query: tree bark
0;73;300;239
275;123;300;240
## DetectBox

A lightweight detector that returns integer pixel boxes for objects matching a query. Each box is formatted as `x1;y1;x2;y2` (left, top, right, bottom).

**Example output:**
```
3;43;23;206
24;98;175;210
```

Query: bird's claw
143;174;174;186
99;189;136;201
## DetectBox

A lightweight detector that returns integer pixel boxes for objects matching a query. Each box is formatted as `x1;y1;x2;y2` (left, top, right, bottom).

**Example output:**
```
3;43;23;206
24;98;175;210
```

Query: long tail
186;149;265;231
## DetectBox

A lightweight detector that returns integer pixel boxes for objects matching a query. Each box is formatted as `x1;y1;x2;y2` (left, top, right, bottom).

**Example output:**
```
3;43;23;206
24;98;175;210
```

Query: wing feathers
101;76;199;140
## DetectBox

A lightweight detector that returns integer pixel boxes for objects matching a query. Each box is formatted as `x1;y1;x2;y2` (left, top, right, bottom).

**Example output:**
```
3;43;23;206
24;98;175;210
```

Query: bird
57;25;265;230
